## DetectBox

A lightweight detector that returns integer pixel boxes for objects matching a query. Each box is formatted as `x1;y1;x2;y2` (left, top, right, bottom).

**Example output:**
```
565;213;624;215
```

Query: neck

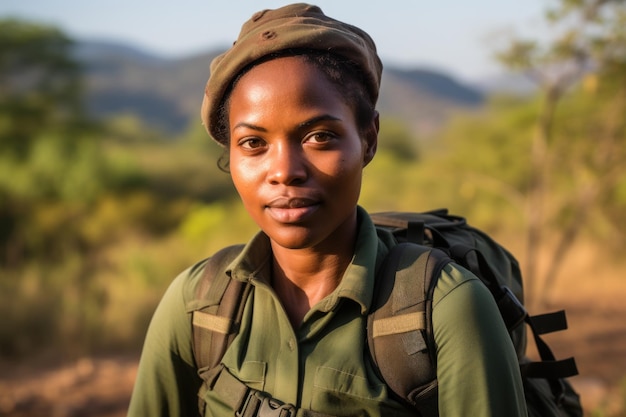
271;248;351;329
270;214;358;328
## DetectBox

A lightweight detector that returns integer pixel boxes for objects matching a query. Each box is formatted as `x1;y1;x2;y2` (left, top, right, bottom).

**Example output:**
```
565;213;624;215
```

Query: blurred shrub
377;118;420;162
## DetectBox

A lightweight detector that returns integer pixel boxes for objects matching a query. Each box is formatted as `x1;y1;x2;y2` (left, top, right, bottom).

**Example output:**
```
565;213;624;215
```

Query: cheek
337;142;367;176
322;152;364;192
229;154;259;197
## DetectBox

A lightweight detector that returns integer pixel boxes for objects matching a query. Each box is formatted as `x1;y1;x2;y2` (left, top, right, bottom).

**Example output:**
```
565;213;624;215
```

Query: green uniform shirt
128;208;527;417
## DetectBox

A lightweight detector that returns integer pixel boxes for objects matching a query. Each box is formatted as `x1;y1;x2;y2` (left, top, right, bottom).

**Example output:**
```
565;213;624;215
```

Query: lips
266;196;321;223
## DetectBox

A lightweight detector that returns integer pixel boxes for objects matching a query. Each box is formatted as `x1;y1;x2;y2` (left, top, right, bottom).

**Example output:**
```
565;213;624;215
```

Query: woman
127;4;527;417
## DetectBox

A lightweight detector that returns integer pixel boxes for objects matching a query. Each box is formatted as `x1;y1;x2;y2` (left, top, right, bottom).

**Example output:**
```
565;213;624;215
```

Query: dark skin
227;56;378;328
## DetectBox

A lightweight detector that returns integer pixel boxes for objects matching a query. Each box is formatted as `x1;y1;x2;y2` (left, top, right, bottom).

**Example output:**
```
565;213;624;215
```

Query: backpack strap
523;310;578;379
367;242;452;413
192;244;249;370
190;245;252;411
448;243;528;331
521;311;579;405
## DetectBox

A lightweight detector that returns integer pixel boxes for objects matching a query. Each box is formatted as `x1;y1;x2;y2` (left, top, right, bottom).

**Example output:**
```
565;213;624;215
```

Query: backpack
190;209;583;417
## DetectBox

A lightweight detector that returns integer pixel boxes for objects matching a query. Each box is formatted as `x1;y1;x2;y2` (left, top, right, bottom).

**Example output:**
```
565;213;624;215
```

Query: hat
201;3;383;145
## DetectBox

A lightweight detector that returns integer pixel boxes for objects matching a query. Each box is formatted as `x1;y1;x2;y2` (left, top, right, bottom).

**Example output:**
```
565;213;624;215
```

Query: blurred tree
0;18;86;159
495;0;626;304
378;118;420;162
0;19;243;357
0;19;99;267
438;96;534;217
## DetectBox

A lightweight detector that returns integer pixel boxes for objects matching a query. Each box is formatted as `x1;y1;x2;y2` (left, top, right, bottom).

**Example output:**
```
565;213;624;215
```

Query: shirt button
287;339;296;351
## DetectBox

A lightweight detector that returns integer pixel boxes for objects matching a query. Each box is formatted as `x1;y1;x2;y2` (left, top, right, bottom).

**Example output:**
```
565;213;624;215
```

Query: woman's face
228;56;377;252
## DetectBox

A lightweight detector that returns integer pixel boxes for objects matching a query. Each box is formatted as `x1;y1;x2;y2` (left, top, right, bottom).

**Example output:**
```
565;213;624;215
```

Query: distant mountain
74;40;489;138
75;40;217;133
378;68;485;136
74;40;168;66
474;72;537;96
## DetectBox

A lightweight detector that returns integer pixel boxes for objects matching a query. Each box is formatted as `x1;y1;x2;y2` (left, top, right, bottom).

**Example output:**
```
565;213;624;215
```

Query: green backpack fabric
190;209;583;417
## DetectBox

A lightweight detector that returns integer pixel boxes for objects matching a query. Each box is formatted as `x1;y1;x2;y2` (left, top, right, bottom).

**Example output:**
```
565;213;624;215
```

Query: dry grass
505;237;626;416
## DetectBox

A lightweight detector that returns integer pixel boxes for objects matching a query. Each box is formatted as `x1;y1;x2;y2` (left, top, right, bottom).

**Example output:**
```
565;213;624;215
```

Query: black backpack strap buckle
237;390;295;417
212;366;295;417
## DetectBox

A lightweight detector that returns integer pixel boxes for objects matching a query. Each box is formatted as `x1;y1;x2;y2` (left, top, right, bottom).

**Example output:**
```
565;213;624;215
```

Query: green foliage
377;118;420;162
489;0;626;297
0;18;106;266
104;114;168;143
0;132;107;201
0;18;85;158
178;201;257;253
440;97;535;192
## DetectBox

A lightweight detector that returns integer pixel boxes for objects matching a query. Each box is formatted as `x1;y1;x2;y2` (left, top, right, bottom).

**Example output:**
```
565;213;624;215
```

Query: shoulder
432;264;527;416
431;262;509;341
177;244;245;307
139;245;245;354
431;262;511;349
432;262;489;308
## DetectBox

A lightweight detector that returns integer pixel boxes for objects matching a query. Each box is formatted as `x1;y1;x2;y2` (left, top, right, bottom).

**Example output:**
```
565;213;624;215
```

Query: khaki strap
193;311;233;334
372;312;426;337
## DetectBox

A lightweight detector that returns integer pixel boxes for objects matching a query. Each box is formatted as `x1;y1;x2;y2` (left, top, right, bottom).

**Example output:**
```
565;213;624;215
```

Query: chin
266;227;321;250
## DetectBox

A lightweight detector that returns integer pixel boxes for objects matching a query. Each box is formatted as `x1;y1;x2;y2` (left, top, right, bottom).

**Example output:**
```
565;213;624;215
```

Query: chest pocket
311;366;413;416
237;360;267;391
312;366;387;403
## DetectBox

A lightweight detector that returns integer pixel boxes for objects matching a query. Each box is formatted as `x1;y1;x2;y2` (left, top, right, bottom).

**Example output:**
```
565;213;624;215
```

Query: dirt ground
1;245;625;417
0;355;136;417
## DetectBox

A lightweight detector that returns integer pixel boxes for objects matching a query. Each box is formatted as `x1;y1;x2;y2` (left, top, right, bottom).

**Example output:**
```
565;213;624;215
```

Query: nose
266;141;307;185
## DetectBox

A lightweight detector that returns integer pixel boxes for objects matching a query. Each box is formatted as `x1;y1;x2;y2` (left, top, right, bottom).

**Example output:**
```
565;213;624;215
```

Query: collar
225;206;396;314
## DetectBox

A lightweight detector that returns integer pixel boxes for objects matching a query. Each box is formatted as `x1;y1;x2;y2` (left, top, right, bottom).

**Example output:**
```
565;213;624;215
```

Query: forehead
235;55;333;90
229;56;346;109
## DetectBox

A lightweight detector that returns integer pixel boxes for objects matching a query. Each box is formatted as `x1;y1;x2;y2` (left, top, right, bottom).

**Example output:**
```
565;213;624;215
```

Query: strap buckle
237;390;296;417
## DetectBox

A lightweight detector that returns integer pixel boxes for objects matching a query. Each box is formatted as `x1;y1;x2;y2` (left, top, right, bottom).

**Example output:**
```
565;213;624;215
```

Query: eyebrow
232;122;267;132
232;114;342;132
298;114;342;128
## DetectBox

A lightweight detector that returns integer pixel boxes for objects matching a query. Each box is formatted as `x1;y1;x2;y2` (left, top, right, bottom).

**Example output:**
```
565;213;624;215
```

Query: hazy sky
0;0;549;81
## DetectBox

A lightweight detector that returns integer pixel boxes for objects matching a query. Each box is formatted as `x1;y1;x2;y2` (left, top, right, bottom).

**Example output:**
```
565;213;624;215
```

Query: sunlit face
227;56;377;251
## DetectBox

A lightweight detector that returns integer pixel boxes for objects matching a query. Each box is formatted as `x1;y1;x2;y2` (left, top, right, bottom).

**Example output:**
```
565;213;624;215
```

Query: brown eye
239;137;266;150
305;131;335;144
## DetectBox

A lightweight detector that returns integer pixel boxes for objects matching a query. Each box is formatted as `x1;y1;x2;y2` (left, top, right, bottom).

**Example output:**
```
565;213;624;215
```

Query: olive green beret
201;3;383;146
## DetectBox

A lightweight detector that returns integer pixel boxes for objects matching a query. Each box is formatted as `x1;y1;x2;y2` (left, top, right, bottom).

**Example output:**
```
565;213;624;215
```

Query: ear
362;111;379;167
